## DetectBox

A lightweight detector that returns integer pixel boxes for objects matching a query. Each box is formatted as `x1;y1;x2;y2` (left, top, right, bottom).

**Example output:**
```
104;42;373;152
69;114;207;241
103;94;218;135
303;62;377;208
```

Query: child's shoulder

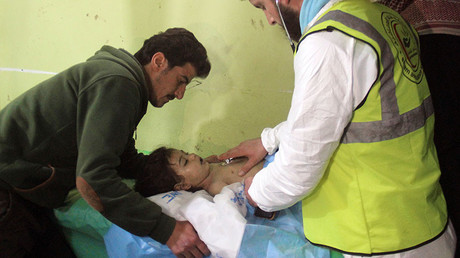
208;181;228;196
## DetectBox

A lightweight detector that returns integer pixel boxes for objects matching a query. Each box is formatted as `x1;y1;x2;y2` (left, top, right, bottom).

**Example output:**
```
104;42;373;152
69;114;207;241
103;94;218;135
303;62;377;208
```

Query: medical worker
219;0;457;257
0;28;211;257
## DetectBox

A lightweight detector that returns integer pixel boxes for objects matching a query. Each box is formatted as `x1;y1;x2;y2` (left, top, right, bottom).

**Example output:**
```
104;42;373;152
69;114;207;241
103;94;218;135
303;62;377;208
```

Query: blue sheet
104;201;331;258
241;203;333;257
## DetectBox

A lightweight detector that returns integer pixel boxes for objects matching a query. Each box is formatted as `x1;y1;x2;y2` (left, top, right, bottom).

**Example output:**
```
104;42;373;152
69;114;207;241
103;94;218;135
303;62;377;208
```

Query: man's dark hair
134;28;211;78
134;147;181;197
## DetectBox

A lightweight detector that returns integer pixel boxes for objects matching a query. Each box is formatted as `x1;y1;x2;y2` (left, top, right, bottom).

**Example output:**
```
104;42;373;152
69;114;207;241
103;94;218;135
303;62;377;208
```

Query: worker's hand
244;177;258;207
166;221;210;258
204;155;220;163
218;138;268;176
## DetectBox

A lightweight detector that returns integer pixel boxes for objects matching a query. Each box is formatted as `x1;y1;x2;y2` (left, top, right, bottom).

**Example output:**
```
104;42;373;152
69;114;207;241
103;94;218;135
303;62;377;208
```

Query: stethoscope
275;0;296;53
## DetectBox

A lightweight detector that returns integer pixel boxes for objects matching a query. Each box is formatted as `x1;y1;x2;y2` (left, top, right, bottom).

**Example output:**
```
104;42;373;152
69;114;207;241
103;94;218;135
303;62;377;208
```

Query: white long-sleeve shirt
249;10;379;212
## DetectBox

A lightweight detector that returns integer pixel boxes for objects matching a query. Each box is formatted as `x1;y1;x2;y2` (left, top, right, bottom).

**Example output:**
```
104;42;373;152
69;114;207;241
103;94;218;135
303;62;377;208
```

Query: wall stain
86;13;105;22
251;18;256;29
259;19;265;29
250;19;265;30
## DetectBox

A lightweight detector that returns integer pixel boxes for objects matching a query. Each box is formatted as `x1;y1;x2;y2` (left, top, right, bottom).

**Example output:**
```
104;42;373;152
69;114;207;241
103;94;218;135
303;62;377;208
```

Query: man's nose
175;85;186;99
265;11;277;25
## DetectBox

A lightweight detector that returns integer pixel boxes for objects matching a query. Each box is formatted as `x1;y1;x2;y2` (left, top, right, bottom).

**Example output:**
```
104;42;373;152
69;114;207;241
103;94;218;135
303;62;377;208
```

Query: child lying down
104;147;332;257
134;147;265;197
126;146;266;257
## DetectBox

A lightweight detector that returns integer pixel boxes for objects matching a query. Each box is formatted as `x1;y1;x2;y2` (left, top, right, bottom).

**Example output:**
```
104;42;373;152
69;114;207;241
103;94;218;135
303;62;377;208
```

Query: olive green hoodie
0;46;175;244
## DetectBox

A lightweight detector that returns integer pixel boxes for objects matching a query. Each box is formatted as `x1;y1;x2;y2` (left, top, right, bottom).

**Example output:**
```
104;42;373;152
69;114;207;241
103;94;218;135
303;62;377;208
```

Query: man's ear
151;52;166;71
174;182;191;191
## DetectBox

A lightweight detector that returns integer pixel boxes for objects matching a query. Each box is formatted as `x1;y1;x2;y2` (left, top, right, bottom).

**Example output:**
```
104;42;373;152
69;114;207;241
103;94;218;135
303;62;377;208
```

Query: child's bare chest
214;159;264;185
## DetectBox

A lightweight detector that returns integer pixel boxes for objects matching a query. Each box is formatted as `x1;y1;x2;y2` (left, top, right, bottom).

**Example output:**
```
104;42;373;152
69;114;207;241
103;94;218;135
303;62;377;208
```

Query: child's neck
196;163;218;192
199;162;229;195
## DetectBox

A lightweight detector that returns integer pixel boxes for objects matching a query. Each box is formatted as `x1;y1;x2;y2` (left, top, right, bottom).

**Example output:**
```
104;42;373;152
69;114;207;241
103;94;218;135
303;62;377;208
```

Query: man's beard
279;5;302;42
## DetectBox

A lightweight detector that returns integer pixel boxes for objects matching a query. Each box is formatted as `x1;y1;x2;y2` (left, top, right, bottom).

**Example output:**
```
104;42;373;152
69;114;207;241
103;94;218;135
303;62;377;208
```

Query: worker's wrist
261;128;278;155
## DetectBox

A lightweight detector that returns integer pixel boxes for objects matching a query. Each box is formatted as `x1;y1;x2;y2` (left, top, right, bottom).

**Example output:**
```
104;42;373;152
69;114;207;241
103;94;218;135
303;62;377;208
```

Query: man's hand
204;155;220;163
244;177;258;207
166;221;210;258
218;138;268;176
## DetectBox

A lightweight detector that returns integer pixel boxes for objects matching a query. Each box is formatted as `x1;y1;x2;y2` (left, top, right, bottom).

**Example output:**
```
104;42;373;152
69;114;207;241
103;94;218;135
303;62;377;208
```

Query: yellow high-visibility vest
298;0;447;255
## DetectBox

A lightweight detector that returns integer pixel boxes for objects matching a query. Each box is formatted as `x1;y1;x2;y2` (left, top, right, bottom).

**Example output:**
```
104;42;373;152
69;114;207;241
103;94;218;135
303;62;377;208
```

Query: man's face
169;149;210;189
249;0;301;42
148;61;197;107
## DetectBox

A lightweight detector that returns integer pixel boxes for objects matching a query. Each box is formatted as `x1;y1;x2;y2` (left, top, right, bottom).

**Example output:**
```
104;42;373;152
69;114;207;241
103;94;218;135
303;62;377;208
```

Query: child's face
168;149;210;189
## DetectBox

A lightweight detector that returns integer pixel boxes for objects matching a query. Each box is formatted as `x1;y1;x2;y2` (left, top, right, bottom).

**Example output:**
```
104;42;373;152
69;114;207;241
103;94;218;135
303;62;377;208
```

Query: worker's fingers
217;147;241;161
188;246;204;258
179;239;208;258
167;221;210;258
238;158;259;176
204;155;220;163
196;239;211;256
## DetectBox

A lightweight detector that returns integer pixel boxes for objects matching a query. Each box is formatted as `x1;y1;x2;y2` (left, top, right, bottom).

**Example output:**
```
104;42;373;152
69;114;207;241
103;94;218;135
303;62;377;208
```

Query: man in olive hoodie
0;28;211;257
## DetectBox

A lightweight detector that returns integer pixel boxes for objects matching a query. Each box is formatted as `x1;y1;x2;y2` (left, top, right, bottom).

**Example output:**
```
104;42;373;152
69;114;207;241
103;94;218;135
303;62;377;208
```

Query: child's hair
134;147;202;197
134;147;181;197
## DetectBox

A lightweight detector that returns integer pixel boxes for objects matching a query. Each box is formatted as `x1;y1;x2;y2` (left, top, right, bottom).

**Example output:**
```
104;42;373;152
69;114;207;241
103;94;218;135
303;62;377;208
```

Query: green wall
0;0;294;157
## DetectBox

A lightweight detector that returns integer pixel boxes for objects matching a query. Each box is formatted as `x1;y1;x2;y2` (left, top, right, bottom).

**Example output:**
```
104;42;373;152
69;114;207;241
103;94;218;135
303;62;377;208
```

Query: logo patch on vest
381;12;423;83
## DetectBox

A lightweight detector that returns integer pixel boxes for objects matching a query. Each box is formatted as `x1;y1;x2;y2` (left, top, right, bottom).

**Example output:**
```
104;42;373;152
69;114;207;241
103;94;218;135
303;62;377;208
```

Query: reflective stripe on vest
303;10;433;144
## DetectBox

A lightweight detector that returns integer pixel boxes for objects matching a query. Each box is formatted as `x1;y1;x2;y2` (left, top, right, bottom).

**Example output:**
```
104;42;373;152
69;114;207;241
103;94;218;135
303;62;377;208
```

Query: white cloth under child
147;182;247;258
